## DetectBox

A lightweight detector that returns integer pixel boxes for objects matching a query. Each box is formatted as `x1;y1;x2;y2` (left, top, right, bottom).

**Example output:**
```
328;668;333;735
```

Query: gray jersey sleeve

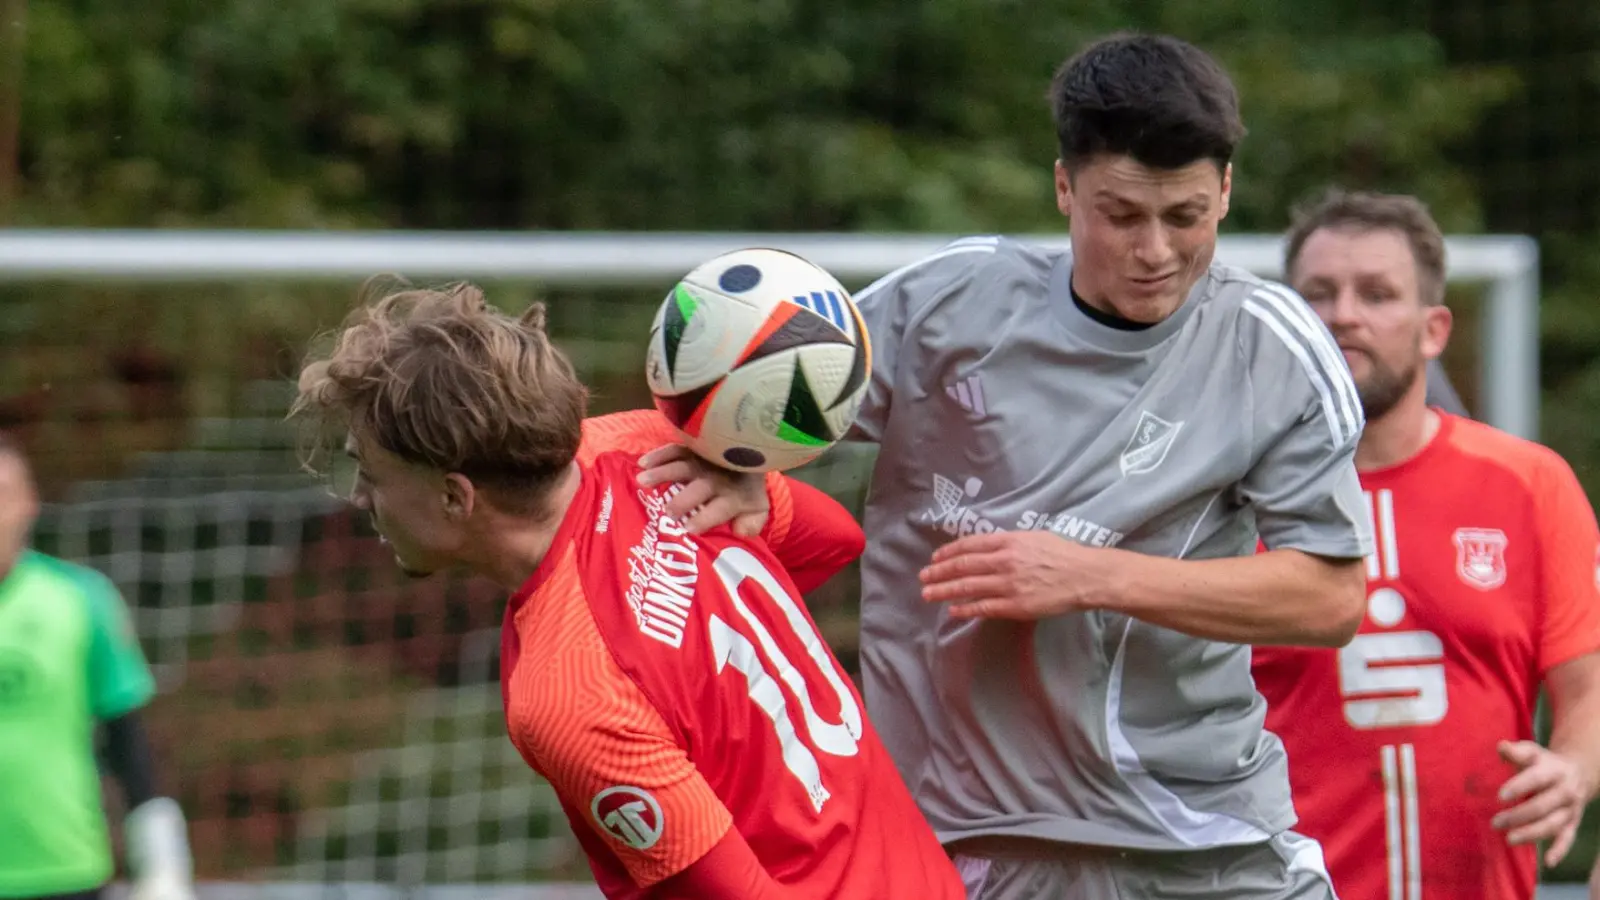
1235;281;1372;559
847;237;1002;442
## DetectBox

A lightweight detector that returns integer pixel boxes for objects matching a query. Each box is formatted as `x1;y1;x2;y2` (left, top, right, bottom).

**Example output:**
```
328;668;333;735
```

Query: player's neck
468;463;583;592
1355;399;1441;472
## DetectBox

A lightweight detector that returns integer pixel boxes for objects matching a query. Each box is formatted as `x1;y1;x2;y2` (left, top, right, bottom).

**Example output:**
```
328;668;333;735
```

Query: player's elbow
804;521;865;592
838;520;866;566
1304;558;1366;647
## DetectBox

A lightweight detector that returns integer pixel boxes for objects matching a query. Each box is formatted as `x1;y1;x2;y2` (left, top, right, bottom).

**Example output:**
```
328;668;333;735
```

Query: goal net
0;229;1537;890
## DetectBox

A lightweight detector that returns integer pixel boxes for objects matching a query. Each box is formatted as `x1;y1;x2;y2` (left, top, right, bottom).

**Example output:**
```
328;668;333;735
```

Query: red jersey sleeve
580;409;864;593
760;476;864;594
1531;453;1600;673
505;545;733;887
578;410;684;464
655;830;799;900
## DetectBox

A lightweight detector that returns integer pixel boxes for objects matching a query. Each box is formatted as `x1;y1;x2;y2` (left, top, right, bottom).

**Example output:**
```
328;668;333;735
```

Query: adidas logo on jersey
944;374;986;416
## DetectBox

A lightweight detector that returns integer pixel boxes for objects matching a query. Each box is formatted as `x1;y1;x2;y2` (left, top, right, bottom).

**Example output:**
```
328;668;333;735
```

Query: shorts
951;831;1338;900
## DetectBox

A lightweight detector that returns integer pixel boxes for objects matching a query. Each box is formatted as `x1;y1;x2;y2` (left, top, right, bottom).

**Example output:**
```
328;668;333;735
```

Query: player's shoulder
860;235;1051;307
1211;268;1350;380
505;552;627;731
578;410;682;465
1441;414;1578;489
18;550;117;601
1203;265;1318;341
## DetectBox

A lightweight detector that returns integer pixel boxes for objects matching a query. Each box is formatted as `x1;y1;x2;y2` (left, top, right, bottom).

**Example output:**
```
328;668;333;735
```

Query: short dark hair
1050;33;1245;172
1285;188;1448;306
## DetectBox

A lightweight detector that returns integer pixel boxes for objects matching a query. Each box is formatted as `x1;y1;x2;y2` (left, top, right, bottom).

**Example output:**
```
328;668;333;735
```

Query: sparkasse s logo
592;786;665;850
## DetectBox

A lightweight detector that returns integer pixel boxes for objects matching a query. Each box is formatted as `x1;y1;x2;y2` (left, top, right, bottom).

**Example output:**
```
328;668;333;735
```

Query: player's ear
442;472;476;521
1055;160;1073;218
1421;303;1453;361
1218;163;1232;220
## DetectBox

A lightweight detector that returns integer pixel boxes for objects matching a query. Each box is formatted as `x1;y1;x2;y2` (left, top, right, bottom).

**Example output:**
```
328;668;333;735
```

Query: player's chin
393;554;437;580
1116;293;1182;323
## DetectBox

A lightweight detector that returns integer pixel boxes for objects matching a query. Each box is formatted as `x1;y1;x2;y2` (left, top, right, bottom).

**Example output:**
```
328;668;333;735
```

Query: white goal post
0;228;1542;439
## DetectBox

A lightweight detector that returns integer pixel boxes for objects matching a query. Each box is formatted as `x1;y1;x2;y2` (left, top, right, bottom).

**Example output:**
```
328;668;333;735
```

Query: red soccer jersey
499;411;963;899
1252;414;1600;900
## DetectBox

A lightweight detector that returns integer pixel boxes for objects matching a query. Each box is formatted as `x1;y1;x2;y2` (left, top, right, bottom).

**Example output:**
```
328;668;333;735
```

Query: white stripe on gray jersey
1242;287;1362;445
1254;282;1364;435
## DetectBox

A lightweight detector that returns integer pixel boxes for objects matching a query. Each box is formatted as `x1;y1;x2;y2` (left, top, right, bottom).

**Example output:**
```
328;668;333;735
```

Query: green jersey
0;551;156;897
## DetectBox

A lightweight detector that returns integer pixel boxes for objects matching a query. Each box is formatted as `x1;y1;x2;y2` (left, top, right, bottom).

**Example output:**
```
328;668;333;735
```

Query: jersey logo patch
921;473;996;537
1120;411;1183;476
592;786;664;851
1453;528;1508;591
944;374;986;416
0;648;42;707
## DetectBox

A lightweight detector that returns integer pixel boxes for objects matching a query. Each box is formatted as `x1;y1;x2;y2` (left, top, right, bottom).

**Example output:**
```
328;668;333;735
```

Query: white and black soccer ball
645;248;872;473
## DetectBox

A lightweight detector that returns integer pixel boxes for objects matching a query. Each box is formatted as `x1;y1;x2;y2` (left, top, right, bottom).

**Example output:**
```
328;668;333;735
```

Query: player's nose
1131;225;1174;267
1322;288;1363;330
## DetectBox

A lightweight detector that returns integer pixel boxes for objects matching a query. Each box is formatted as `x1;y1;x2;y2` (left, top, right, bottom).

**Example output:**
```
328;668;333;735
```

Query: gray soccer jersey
849;235;1373;853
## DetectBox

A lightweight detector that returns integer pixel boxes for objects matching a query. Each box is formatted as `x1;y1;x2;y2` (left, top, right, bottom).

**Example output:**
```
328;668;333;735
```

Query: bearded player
1251;189;1600;900
290;282;963;900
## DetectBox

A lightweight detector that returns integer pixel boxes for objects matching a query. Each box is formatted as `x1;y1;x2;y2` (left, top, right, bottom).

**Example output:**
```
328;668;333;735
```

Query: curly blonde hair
291;279;587;515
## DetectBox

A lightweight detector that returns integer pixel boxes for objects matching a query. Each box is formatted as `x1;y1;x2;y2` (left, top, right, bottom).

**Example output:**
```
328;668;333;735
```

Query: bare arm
1493;652;1600;867
102;709;160;808
1110;547;1365;647
1547;652;1600;800
919;533;1365;647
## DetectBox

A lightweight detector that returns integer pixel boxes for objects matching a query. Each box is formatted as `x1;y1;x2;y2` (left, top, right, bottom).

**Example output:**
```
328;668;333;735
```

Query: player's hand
636;443;769;537
1492;739;1594;866
918;531;1118;619
124;798;196;900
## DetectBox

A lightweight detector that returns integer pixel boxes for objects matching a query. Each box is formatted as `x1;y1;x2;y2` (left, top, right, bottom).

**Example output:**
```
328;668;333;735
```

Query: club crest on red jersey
1453;528;1508;591
591;785;664;851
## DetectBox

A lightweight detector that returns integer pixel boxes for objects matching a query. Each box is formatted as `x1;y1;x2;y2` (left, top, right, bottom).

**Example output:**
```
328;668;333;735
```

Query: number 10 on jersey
707;547;864;813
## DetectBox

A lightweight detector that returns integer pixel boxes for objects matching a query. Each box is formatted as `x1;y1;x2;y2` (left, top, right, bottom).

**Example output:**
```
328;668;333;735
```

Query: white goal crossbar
0;229;1540;438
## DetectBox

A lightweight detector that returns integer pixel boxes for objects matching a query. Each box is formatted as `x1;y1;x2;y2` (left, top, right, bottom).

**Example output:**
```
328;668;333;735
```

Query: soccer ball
645;248;872;473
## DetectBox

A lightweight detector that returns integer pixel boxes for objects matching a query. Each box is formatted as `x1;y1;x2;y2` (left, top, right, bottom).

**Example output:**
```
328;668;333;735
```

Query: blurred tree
15;0;1513;236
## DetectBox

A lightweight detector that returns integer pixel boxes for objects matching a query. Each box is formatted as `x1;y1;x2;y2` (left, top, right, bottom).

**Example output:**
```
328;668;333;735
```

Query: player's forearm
103;710;159;807
1547;660;1600;803
1109;548;1365;647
